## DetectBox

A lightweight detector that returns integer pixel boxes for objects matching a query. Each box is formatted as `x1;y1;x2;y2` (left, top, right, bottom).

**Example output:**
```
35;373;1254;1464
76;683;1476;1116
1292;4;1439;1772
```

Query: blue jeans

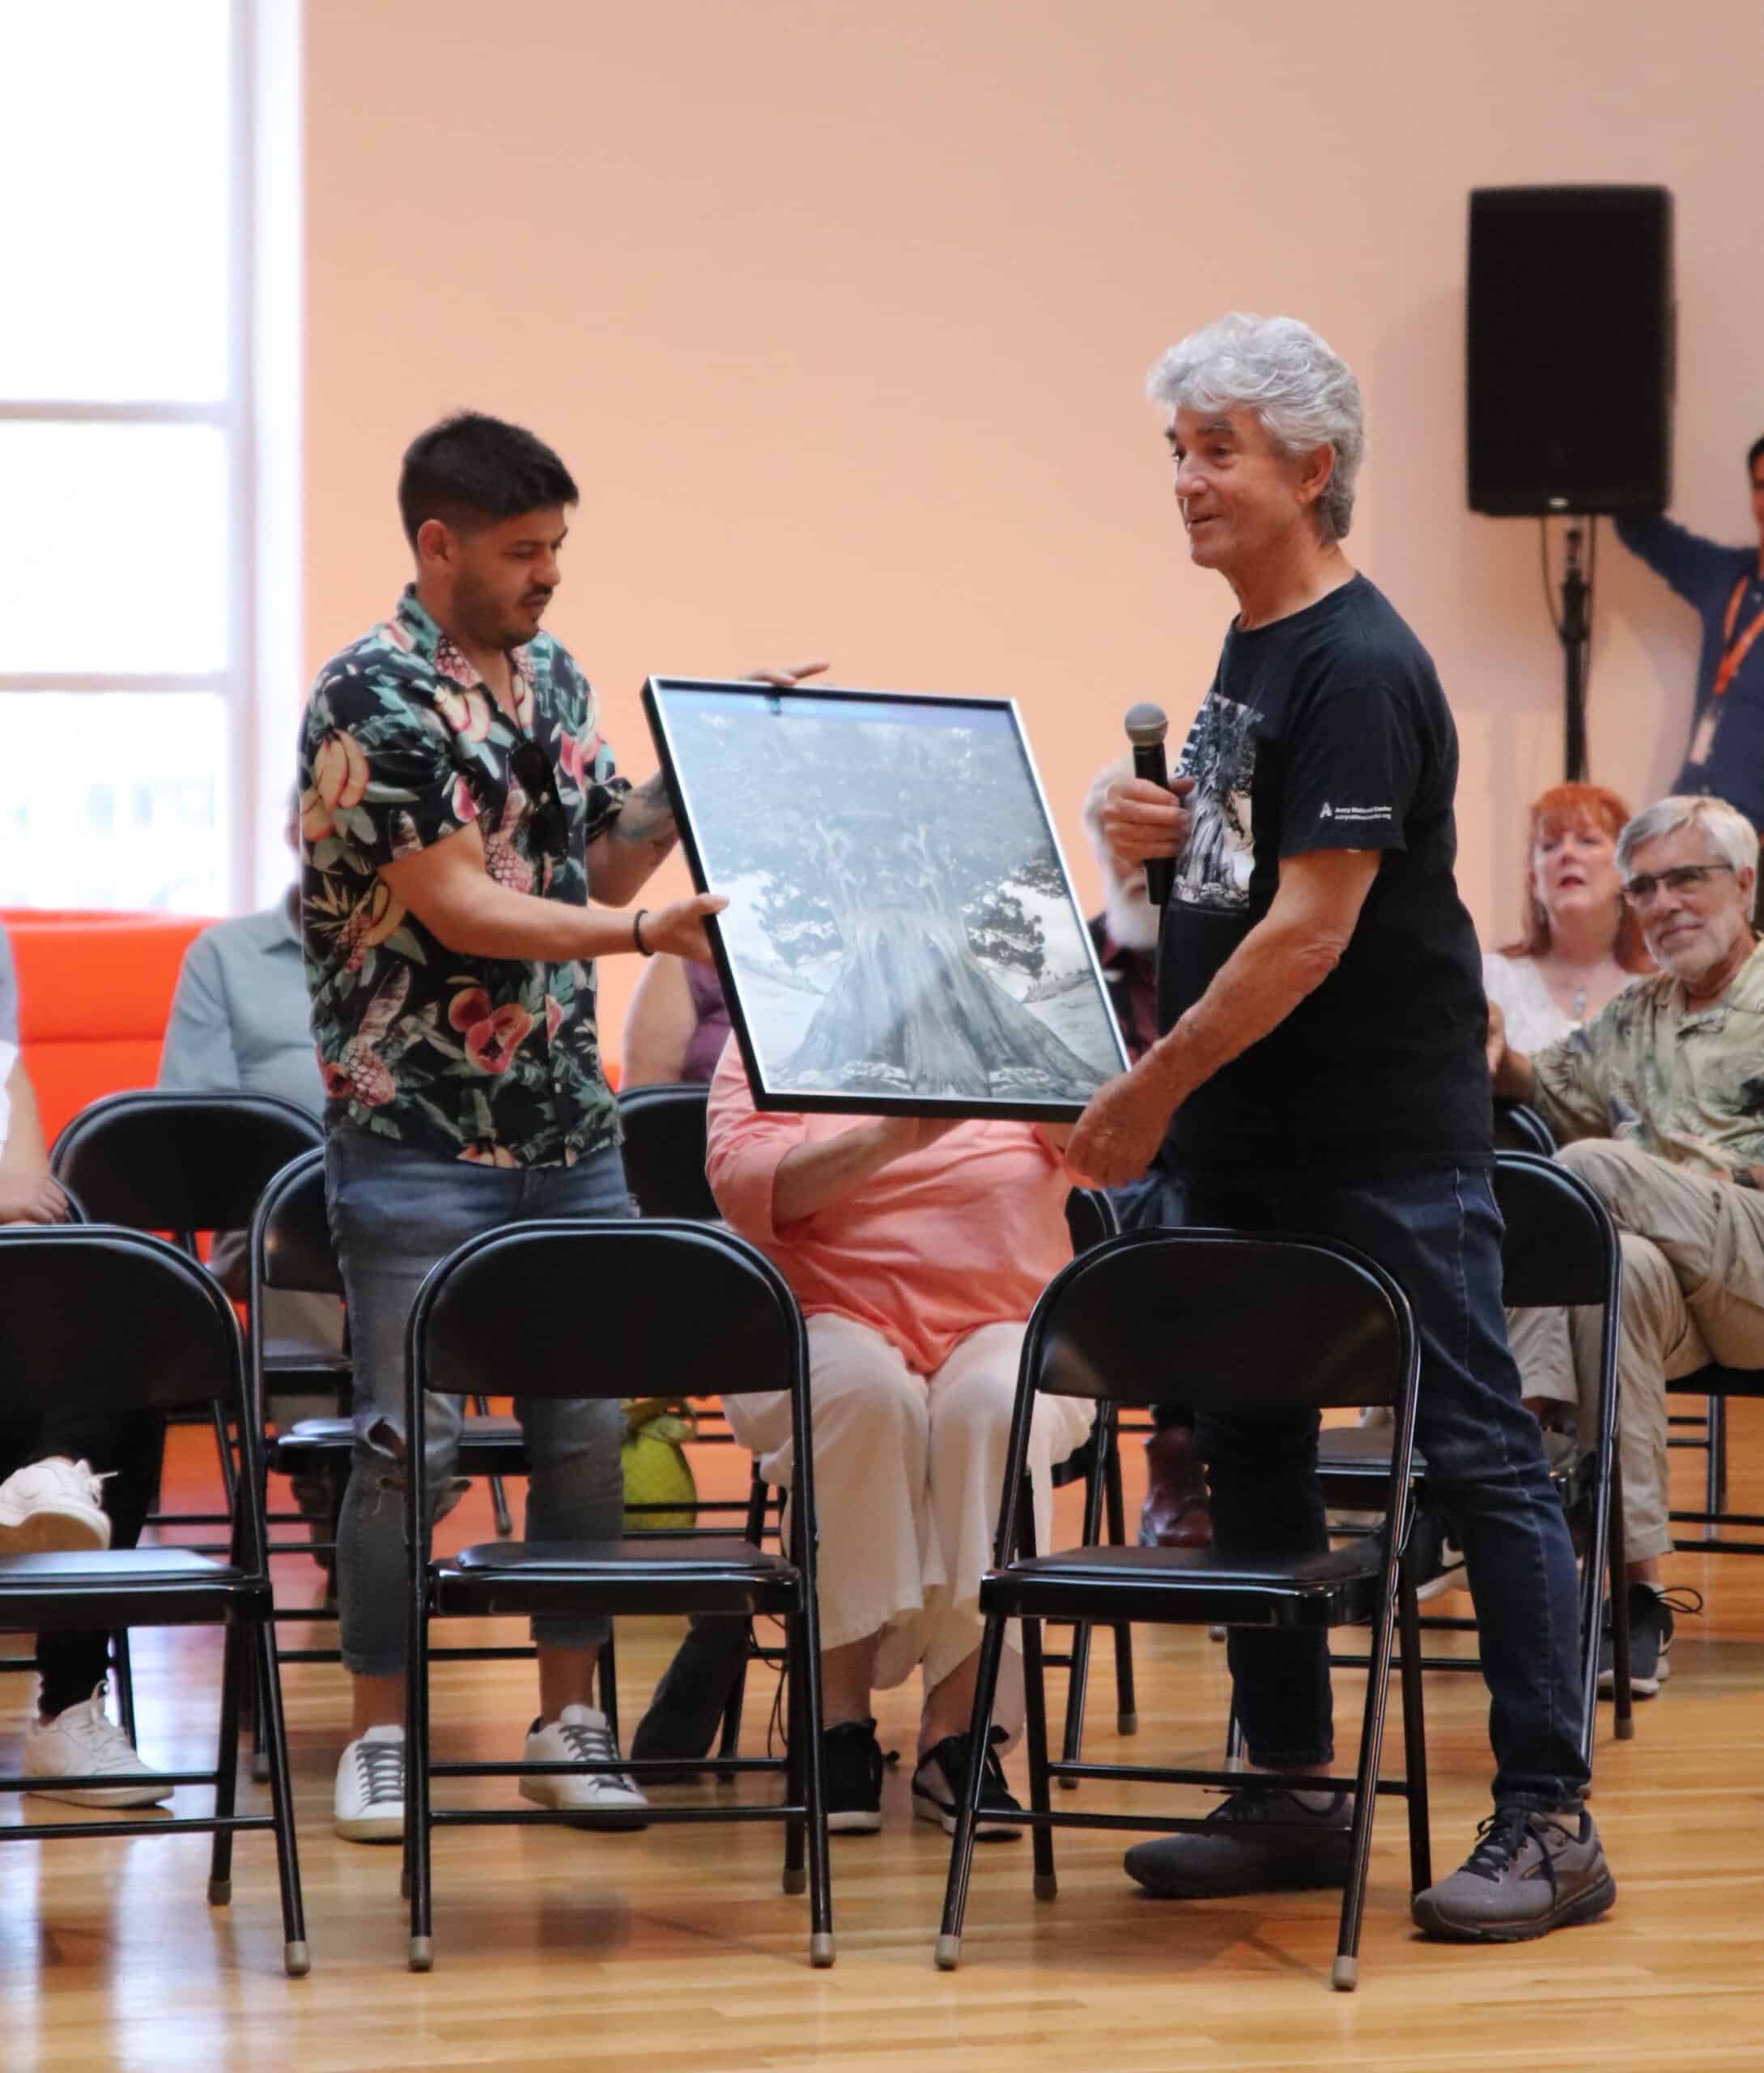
1147;1162;1588;1811
325;1129;631;1678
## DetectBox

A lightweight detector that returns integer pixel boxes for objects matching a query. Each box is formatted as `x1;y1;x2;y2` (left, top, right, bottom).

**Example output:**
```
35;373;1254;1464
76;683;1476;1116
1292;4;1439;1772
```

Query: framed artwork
641;678;1129;1119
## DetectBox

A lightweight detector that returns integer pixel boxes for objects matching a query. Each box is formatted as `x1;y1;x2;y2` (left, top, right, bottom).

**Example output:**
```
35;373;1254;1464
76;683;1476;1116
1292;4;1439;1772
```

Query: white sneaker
23;1687;172;1807
521;1705;649;1828
334;1724;406;1842
0;1458;112;1554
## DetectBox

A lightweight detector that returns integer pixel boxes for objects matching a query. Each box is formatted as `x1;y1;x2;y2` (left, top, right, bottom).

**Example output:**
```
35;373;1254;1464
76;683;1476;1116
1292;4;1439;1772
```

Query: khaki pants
1507;1139;1764;1562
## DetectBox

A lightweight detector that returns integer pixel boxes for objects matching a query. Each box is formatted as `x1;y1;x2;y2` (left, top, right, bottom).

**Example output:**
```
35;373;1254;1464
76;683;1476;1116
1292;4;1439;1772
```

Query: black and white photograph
642;679;1129;1117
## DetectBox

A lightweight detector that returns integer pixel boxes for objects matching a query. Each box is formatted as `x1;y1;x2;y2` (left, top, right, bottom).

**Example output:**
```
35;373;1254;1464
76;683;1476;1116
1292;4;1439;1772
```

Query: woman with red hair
1482;783;1652;1051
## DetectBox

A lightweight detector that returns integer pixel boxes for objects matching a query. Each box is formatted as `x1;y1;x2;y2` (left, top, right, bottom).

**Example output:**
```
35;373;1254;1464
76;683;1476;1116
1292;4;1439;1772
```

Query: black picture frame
641;677;1129;1119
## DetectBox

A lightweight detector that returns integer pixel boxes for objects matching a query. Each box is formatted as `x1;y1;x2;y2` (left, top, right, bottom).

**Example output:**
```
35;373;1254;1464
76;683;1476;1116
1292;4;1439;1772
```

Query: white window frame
0;0;302;916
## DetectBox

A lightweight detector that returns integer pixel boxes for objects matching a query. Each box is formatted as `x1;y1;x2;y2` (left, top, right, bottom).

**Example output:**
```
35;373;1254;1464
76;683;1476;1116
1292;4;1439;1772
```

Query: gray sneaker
1413;1805;1615;1943
1124;1788;1353;1898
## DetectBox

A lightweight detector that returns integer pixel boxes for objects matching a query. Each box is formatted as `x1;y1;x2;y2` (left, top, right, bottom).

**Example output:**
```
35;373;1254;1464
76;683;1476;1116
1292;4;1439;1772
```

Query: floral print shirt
1532;939;1764;1177
298;586;629;1166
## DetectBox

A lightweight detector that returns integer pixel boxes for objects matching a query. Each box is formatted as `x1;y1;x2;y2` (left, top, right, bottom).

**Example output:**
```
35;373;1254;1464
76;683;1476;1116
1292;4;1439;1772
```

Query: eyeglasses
508;739;569;859
1620;861;1735;906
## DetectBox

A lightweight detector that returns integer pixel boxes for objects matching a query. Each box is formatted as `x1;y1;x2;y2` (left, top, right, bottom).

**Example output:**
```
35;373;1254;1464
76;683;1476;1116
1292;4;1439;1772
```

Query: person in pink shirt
703;1037;1095;1838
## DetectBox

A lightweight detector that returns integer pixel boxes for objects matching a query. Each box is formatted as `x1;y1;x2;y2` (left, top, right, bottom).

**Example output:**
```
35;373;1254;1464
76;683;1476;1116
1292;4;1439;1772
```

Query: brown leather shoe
1137;1426;1211;1548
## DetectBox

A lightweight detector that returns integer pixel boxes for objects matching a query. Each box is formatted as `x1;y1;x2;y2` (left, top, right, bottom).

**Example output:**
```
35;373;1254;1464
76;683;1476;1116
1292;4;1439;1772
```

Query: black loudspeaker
1467;185;1674;516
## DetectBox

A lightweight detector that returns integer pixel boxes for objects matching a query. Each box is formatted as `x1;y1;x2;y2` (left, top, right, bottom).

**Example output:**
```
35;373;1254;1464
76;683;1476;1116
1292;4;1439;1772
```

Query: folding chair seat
1315;1150;1632;1752
0;1226;307;1975
402;1216;832;1971
935;1225;1426;1993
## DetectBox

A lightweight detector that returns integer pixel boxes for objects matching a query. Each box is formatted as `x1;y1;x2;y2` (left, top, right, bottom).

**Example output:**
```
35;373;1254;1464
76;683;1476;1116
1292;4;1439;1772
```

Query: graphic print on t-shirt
1171;692;1256;913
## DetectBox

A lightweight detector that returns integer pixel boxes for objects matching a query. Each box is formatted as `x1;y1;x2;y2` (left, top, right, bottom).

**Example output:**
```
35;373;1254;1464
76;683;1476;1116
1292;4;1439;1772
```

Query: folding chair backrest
1064;1188;1118;1256
411;1216;801;1404
1493;1100;1558;1158
0;1225;245;1420
51;1091;323;1241
1491;1151;1617;1311
1028;1227;1414;1417
251;1148;345;1298
617;1083;719;1221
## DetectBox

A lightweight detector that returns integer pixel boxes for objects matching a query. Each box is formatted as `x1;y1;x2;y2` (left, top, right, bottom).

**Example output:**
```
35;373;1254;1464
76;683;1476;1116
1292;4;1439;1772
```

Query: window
0;0;296;917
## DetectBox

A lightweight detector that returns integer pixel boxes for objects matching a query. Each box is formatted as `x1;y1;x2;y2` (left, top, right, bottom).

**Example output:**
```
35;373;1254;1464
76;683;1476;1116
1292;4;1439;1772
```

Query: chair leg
112;1630;137;1746
1707;1394;1728;1530
1057;1620;1094;1786
1021;1615;1058;1901
407;1582;435;1971
1607;1454;1634;1743
781;1629;807;1897
1100;1433;1138;1735
470;1396;515;1537
207;1623;245;1906
1332;1565;1404;1992
252;1617;309;1977
210;1402;240;1511
1396;1552;1432;1896
934;1608;1013;1969
793;1608;834;1964
597;1631;618;1746
1224;1704;1248;1768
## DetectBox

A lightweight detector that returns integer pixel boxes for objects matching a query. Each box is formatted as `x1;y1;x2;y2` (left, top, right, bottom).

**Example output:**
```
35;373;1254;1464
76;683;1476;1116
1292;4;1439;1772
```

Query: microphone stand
1558;521;1591;783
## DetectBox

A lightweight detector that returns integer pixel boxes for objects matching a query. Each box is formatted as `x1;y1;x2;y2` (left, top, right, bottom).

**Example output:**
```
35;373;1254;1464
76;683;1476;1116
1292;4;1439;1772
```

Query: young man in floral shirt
300;410;820;1841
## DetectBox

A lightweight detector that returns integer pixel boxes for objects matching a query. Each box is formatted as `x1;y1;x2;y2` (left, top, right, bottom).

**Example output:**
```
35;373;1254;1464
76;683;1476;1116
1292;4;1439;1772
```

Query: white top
1481;950;1579;1055
0;1038;15;1156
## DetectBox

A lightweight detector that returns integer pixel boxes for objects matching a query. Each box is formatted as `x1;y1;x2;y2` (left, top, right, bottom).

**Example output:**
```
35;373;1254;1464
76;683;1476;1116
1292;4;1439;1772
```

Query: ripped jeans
325;1128;631;1678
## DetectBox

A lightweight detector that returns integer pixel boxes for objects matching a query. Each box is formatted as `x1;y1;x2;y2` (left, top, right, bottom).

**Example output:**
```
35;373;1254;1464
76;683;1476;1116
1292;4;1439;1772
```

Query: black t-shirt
1155;573;1491;1178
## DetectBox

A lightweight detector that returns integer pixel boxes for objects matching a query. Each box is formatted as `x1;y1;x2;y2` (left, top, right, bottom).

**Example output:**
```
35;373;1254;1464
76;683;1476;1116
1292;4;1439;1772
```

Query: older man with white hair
1069;312;1610;1945
1492;793;1764;1696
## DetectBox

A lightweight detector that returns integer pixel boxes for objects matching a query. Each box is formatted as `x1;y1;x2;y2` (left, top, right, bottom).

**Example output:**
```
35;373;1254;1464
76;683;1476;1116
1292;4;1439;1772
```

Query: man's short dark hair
1749;433;1764;481
397;411;579;549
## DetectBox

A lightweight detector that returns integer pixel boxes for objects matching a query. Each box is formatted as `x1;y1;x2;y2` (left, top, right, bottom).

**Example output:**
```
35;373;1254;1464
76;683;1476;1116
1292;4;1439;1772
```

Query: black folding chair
1668;1364;1764;1552
1494;1100;1557;1158
617;1081;720;1222
402;1217;832;1972
49;1090;325;1534
1316;1151;1633;1753
935;1226;1425;1994
0;1226;308;1976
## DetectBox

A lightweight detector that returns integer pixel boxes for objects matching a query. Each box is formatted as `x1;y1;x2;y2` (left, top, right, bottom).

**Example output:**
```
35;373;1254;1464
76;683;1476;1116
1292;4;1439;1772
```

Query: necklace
1572;984;1588;1021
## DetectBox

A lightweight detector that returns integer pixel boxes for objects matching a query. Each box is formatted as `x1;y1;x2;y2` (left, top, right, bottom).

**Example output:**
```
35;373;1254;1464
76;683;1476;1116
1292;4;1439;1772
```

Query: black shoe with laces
912;1726;1024;1842
1412;1803;1615;1942
822;1718;885;1833
1123;1786;1352;1896
1598;1581;1702;1698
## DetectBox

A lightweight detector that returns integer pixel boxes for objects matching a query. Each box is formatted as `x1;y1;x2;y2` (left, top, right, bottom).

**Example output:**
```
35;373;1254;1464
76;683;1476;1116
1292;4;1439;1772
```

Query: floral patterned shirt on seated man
1530;935;1764;1177
298;584;630;1167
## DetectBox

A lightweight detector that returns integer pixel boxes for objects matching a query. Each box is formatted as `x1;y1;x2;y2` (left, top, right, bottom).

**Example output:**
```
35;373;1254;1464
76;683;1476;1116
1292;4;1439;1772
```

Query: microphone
1124;702;1175;907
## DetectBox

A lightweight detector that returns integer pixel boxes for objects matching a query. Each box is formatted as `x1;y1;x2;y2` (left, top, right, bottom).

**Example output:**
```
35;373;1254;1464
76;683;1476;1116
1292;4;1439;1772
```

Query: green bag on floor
621;1397;699;1530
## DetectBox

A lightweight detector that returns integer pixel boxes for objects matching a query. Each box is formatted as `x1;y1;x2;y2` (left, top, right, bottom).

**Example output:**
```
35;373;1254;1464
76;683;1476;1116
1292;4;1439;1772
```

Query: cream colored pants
725;1313;1095;1735
1507;1139;1764;1562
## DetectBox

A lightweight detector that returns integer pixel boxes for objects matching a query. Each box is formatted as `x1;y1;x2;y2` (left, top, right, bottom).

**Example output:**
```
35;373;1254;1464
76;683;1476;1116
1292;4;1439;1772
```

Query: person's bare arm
620;953;701;1086
0;1054;68;1224
1066;848;1381;1187
771;1117;959;1228
1486;1000;1537;1104
377;820;726;963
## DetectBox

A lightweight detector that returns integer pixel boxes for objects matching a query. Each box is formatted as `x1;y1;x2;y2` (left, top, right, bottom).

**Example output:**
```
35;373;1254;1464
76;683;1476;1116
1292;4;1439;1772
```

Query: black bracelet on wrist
633;909;653;956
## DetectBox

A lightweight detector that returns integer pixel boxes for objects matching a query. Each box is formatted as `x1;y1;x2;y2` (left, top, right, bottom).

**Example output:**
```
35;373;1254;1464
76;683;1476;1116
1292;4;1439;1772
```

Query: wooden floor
5;1414;1764;2072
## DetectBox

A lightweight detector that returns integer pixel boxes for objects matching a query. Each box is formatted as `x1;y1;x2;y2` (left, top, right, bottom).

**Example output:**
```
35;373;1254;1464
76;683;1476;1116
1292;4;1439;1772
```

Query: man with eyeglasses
1614;436;1764;835
299;410;823;1844
1490;793;1764;1696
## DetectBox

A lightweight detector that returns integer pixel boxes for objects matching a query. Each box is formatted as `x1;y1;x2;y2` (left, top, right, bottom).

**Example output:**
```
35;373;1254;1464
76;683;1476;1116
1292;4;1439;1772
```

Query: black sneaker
822;1718;884;1833
1412;1804;1615;1942
911;1727;1023;1842
1597;1582;1702;1699
1123;1788;1352;1897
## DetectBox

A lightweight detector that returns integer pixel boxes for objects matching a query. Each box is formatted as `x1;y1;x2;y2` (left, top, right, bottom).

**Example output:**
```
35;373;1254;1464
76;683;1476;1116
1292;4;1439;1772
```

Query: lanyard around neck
1713;576;1764;699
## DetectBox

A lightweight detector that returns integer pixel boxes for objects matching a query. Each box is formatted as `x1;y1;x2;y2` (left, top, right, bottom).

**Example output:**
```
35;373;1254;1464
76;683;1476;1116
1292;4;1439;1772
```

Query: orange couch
2;909;212;1145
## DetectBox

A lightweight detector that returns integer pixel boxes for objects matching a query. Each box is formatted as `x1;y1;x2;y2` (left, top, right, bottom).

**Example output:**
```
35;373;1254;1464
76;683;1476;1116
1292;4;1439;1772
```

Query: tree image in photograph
667;698;1116;1103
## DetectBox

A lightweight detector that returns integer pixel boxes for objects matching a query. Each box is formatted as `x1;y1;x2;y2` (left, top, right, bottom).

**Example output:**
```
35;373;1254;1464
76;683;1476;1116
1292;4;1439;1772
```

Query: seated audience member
620;950;731;1087
0;920;171;1806
1082;760;1209;1551
1482;782;1651;1050
1488;794;1764;1692
702;1038;1093;1833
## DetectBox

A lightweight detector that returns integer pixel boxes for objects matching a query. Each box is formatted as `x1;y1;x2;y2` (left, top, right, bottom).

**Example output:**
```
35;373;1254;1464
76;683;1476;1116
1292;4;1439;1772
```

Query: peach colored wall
304;0;1764;1051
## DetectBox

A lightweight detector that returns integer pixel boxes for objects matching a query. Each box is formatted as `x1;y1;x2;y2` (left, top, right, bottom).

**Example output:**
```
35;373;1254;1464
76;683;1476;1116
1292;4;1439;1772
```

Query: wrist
633;908;654;956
